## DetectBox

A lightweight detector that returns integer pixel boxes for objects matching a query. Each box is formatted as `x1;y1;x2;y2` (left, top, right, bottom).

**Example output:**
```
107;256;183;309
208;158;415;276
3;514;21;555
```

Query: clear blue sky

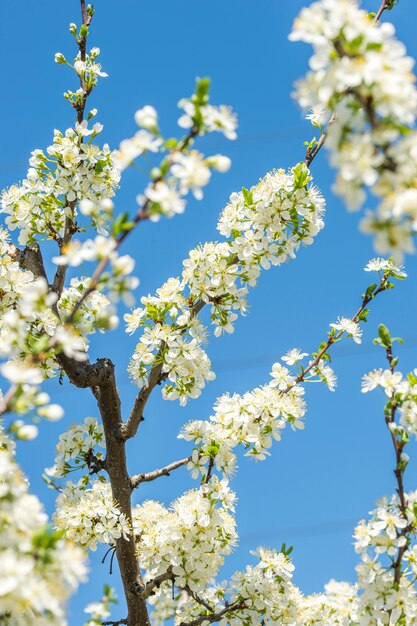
1;0;417;622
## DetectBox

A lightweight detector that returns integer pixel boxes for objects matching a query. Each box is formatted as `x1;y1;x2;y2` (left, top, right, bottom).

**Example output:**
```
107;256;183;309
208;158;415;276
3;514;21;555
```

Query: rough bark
95;359;151;626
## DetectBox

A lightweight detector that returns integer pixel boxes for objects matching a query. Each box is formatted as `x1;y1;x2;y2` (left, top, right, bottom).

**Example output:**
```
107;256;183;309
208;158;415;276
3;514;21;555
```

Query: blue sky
1;0;417;622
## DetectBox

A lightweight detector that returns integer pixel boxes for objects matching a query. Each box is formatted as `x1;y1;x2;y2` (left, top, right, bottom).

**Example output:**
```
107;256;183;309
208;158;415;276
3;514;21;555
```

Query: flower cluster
126;277;215;405
113;79;234;221
58;277;119;334
132;479;237;592
125;163;325;404
178;98;237;140
179;347;340;480
290;0;417;258
149;548;301;626
0;428;87;626
57;40;107;110
185;163;325;335
347;491;417;625
54;478;130;551
362;362;417;440
53;236;139;307
1;119;120;245
0;271;87;383
47;417;105;479
180;364;307;478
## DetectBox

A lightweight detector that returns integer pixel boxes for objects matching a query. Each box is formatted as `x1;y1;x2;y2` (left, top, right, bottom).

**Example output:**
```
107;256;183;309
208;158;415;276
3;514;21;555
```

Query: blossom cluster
148;491;417;626
132;479;237;592
148;548;312;626
180;361;308;478
0;269;86;383
47;417;105;479
125;163;325;404
126;277;215;405
290;0;417;258
53;236;139;308
1;119;119;245
362;364;417;440
57;41;107;110
346;490;417;625
0;428;87;626
54;478;130;551
57;276;119;334
113;79;235;221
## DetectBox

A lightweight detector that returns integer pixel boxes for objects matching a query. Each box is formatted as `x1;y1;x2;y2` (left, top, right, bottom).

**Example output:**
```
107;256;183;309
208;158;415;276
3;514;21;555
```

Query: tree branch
383;344;411;585
141;568;174;599
122;298;207;441
130;457;189;489
96;359;151;626
304;1;392;167
178;600;247;626
286;273;390;393
65;127;200;325
12;243;48;281
181;585;215;613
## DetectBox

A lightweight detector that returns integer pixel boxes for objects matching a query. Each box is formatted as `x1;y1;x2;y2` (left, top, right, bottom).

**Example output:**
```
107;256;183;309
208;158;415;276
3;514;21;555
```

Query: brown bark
95;359;151;626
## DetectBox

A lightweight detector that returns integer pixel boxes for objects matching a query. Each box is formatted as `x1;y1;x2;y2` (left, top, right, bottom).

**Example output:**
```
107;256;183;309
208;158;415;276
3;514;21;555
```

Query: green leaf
242;187;253;206
358;309;369;322
378;324;392;348
194;77;210;105
112;212;134;237
407;372;417;386
79;24;89;39
291;162;312;190
364;284;377;298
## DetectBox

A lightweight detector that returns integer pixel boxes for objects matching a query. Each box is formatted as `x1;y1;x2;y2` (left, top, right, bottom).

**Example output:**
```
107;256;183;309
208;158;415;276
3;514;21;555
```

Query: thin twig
121;298;207;441
141;568;174;599
130;457;190;489
374;1;389;23
178;600;247;626
181;585;215;613
383;345;410;585
0;386;16;417
286;273;390;392
65;127;199;325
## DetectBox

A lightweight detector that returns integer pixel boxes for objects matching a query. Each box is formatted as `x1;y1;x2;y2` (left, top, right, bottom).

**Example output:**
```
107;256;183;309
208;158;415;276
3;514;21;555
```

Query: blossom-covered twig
122;299;207;440
303;3;392;168
65;125;200;324
178;600;248;626
288;269;391;391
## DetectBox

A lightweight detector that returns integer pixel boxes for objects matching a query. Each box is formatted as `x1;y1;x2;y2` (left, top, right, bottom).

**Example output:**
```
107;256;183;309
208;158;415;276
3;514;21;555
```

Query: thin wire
239;518;358;545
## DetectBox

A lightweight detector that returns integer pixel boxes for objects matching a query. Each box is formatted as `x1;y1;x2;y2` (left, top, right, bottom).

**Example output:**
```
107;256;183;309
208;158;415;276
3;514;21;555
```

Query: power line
50;337;417;396
239;518;358;545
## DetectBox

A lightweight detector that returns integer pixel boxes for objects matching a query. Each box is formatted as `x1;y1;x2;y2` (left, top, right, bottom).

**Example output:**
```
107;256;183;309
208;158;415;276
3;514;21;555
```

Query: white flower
37;403;64;421
364;257;407;278
330;317;362;343
170;151;211;200
306;106;326;127
361;369;383;393
14;421;38;440
282;348;308;365
134;105;158;131
207;154;232;173
144;181;185;217
1;361;44;385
